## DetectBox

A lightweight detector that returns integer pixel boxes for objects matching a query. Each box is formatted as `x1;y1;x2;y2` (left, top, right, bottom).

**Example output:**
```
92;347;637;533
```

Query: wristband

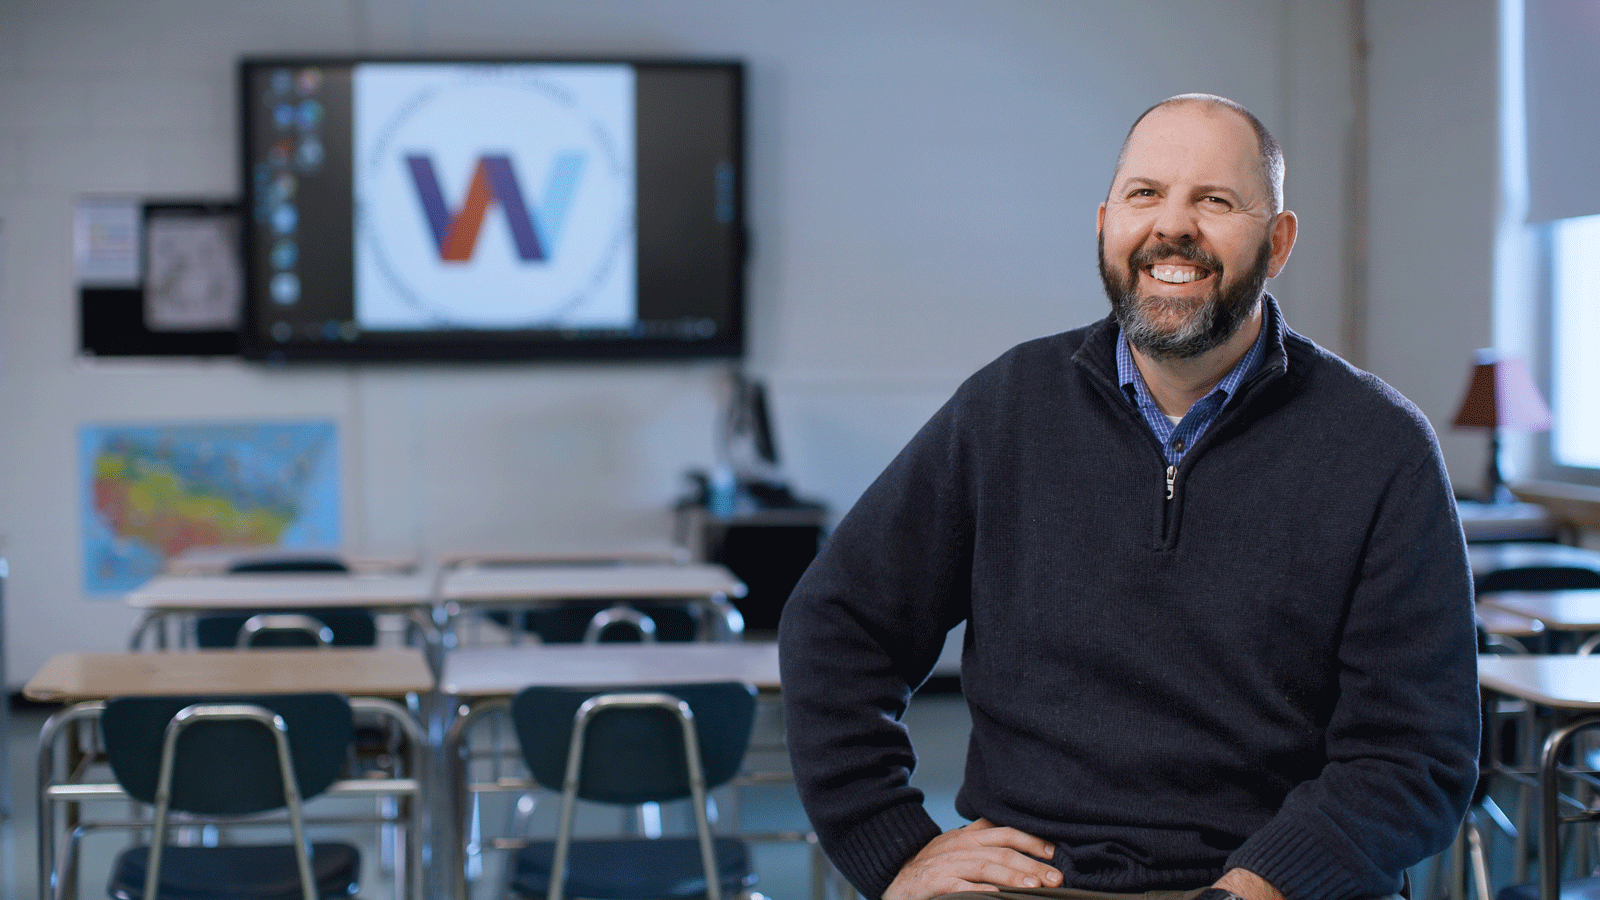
1192;890;1249;900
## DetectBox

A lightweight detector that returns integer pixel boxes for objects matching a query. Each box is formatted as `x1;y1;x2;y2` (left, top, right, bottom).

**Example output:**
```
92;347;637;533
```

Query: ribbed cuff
828;802;946;900
1227;818;1376;900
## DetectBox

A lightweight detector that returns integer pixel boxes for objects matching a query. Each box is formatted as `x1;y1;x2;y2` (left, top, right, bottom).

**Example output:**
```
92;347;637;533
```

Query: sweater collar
1074;294;1291;400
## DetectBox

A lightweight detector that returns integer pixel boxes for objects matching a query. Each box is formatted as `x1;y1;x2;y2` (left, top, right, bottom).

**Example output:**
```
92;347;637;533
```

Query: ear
1266;210;1297;277
1096;202;1106;237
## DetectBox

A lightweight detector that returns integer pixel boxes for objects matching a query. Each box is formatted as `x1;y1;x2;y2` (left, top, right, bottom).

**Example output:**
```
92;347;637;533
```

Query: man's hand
1213;867;1286;900
882;818;1062;900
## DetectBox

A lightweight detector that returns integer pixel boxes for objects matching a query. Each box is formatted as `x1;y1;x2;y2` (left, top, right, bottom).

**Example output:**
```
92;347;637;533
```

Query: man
778;94;1479;900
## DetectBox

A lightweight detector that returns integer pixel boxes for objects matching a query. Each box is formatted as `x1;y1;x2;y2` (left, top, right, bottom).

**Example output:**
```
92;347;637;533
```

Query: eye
1201;195;1232;208
1126;188;1157;201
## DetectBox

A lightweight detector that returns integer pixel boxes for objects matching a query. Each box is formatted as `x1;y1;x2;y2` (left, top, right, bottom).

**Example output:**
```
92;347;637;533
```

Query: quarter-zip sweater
778;299;1479;900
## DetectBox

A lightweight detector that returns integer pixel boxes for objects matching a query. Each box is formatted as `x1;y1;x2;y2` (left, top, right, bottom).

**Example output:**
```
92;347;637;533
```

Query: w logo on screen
405;153;585;262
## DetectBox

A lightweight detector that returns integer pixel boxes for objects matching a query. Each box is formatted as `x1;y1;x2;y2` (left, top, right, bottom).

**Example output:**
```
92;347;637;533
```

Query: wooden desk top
440;641;780;697
1477;605;1547;638
1469;541;1600;576
1477;590;1600;631
438;562;746;603
437;545;688;569
126;572;436;611
1457;500;1559;543
25;648;435;702
1478;654;1600;710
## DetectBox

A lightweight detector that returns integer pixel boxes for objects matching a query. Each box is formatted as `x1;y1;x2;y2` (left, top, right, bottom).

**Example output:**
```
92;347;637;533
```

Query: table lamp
1451;349;1551;503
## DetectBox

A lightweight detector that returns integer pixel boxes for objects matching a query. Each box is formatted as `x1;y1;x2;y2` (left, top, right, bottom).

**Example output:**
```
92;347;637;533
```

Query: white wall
0;0;1383;685
1363;0;1502;496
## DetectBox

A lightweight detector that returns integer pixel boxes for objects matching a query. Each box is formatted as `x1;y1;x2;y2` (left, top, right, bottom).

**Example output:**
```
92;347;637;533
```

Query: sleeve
1226;440;1480;900
778;392;979;900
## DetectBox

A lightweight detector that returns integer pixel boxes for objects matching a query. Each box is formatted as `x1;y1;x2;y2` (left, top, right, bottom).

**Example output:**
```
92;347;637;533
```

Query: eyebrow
1118;176;1247;202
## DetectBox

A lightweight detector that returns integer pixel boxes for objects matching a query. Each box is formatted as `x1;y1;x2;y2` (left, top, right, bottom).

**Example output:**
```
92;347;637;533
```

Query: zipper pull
1166;465;1176;501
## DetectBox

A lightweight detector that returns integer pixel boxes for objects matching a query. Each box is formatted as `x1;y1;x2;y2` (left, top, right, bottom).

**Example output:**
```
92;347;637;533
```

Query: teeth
1150;265;1205;284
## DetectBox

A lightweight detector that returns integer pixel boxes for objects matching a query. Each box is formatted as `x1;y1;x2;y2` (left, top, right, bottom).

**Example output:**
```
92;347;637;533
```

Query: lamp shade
1451;351;1552;431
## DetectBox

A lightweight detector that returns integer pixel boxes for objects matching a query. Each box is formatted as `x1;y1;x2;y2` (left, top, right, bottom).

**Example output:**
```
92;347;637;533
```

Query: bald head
1110;94;1285;214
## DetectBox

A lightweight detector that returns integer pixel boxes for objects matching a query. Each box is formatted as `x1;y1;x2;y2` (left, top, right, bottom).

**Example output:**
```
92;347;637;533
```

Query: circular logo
355;66;634;330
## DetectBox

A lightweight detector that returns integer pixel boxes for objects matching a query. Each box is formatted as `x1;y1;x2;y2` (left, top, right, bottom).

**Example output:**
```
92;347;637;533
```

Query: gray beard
1100;233;1272;361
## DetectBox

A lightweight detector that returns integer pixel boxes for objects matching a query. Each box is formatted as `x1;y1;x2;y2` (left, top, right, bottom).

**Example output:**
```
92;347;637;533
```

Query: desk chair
99;692;360;900
445;552;738;647
507;601;698;644
196;558;396;780
1477;567;1600;596
1465;635;1600;900
501;682;760;900
1433;625;1517;900
1492;713;1600;900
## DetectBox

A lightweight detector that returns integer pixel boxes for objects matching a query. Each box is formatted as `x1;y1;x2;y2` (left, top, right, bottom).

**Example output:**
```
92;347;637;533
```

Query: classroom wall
1364;0;1502;497
0;0;1498;686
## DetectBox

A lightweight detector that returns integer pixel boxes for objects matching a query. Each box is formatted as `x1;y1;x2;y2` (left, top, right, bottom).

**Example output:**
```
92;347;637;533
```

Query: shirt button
1173;439;1186;452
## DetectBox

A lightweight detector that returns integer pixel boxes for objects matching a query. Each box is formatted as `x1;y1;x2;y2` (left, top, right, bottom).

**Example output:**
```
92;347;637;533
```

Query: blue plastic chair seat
510;836;754;900
108;843;360;900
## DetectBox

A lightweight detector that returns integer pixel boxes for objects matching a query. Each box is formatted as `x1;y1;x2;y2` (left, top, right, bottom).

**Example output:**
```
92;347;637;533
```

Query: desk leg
446;698;511;900
1515;702;1538;885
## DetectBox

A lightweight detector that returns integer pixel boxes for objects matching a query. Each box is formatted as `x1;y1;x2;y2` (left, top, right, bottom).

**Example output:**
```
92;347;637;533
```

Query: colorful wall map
79;420;340;593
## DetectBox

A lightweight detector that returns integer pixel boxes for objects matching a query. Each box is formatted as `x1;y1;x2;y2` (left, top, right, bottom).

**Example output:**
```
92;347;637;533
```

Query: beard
1099;232;1272;361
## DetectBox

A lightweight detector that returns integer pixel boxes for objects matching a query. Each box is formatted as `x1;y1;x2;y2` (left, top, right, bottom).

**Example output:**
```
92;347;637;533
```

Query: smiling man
779;95;1479;900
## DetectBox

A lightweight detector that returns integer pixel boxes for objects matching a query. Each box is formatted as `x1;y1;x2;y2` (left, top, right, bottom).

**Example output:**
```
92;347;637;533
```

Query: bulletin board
75;198;241;357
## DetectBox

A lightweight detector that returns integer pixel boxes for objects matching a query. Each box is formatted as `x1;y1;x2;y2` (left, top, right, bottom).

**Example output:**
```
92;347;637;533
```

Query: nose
1151;197;1198;244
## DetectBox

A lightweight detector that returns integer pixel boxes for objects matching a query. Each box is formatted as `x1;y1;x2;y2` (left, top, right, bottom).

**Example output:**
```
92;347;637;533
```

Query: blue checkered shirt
1116;322;1268;466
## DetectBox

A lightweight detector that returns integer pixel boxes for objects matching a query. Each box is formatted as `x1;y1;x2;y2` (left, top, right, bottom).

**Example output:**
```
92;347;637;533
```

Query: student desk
1477;605;1547;649
26;647;434;702
440;640;780;697
28;647;433;900
436;561;748;643
1470;541;1600;574
1479;653;1600;711
1477;590;1600;651
1456;500;1560;543
1478;654;1600;896
124;571;441;663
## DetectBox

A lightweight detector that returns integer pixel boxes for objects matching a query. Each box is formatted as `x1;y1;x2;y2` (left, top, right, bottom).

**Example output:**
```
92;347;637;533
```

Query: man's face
1096;103;1294;360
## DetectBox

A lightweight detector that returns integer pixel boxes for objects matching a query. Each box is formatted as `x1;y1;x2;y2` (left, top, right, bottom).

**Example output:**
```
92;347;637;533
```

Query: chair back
227;555;350;574
511;600;701;643
1476;565;1600;594
101;692;353;815
236;613;335;648
581;604;658;643
196;608;377;648
191;556;378;649
510;681;755;805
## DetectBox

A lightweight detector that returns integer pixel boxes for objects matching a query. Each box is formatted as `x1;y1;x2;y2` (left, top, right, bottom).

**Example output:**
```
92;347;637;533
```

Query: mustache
1127;241;1224;273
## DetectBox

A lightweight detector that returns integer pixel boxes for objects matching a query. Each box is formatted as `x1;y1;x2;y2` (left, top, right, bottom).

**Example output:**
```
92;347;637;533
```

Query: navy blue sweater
779;300;1479;900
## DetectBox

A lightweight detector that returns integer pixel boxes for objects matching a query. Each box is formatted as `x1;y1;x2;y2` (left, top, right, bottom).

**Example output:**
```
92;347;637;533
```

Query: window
1549;214;1600;470
1502;0;1600;485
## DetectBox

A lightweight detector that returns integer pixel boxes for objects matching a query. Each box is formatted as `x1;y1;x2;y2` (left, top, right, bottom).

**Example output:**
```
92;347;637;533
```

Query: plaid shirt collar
1115;316;1268;465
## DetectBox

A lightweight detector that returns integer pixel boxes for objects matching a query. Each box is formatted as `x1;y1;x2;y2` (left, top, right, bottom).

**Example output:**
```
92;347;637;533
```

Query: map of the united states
80;422;339;592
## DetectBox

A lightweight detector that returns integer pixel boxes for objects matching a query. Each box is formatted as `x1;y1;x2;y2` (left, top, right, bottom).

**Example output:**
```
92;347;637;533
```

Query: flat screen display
238;57;746;362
